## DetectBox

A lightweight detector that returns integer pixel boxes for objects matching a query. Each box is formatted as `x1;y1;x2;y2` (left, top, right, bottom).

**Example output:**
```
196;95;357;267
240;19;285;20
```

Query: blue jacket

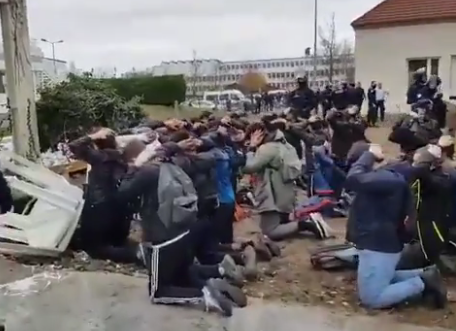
345;152;412;253
213;147;235;204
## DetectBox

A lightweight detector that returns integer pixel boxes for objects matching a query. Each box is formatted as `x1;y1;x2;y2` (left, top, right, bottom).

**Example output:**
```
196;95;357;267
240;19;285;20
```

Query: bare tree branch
318;13;354;83
189;49;201;97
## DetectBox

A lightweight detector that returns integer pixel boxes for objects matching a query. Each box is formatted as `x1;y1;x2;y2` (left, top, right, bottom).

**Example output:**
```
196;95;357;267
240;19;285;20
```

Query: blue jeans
357;249;425;308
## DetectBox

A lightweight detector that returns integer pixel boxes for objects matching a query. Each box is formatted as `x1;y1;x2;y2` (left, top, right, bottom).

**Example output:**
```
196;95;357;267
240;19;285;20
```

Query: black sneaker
203;279;234;316
421;267;448;309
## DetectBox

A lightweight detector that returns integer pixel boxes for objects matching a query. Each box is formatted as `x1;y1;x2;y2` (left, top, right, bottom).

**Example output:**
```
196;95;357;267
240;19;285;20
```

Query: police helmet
296;74;307;84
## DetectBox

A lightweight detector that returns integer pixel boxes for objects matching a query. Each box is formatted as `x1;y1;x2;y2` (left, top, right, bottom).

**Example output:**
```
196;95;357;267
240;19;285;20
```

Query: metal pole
51;42;56;75
313;0;318;85
0;0;40;159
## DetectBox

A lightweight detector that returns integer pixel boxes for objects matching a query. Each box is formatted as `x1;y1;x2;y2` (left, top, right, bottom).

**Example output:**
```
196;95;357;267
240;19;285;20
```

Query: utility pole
0;0;40;160
41;38;63;76
313;0;318;85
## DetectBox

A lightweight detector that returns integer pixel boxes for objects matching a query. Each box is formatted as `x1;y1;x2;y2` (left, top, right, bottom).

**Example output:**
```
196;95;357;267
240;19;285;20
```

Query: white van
203;89;247;104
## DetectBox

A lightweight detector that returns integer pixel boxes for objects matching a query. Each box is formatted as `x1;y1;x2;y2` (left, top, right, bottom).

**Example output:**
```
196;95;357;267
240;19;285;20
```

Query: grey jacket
243;130;296;214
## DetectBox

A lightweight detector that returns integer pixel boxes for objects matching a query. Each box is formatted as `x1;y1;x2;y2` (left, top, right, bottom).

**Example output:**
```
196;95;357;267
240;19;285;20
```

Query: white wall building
0;39;69;112
136;55;354;96
91;66;117;78
353;0;456;113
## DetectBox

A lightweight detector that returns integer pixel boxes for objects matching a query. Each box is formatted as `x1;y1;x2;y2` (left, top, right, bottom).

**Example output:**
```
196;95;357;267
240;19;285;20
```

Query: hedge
104;75;187;106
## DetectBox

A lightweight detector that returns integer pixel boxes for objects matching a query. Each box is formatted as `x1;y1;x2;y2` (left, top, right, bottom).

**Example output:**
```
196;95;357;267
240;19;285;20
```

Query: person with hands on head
68;127;134;259
243;119;329;241
346;144;447;310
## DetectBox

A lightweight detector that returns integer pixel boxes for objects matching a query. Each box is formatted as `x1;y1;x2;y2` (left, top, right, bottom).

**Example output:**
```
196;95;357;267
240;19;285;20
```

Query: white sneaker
203;280;233;317
310;213;332;239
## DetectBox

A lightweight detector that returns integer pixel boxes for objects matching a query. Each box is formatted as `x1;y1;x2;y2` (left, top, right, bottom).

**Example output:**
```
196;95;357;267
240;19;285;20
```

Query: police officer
320;84;333;118
288;75;317;119
331;81;349;111
407;67;427;106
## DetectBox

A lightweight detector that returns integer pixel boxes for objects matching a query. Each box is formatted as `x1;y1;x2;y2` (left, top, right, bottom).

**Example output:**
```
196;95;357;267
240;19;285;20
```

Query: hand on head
368;144;384;161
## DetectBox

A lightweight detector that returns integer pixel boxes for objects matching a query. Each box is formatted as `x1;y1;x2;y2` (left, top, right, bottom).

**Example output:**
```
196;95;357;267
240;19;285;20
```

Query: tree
189;50;201;97
35;74;145;151
318;13;354;83
239;72;267;93
339;40;355;83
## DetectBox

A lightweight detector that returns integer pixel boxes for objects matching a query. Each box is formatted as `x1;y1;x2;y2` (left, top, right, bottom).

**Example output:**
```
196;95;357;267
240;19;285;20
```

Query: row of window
222;57;352;71
187;70;347;83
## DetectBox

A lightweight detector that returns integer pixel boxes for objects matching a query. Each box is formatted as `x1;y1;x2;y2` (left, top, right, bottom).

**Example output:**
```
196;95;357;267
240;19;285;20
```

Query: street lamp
40;38;64;75
313;0;318;85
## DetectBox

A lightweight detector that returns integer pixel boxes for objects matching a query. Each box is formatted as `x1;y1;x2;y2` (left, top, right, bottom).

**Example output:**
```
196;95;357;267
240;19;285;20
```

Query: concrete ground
0;272;450;331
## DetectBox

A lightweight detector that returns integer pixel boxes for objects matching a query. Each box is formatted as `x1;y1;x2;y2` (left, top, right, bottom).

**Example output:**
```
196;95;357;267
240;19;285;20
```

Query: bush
104;75;186;106
36;73;145;151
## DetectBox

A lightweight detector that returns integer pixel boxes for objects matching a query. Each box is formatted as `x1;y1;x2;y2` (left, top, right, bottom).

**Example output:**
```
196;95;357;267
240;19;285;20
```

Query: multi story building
0;39;69;113
144;54;355;96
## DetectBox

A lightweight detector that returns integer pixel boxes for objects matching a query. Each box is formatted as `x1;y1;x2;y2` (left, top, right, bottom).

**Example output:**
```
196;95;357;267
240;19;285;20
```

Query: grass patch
141;104;207;120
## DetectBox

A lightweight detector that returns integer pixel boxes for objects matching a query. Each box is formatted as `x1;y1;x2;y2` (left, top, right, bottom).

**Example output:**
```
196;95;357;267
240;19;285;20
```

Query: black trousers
214;203;235;245
367;103;378;125
148;232;220;304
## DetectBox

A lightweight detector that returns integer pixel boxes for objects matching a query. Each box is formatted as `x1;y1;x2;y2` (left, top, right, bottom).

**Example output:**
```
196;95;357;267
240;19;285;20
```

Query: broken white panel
0;150;81;199
0;151;84;256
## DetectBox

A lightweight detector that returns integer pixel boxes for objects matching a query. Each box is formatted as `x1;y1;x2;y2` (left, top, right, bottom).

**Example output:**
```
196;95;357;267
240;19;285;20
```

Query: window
267;63;271;68
431;58;439;76
407;59;427;84
205;95;217;101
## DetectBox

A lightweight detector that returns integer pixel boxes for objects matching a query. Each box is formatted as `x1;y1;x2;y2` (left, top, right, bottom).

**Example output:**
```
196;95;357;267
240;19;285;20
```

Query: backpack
276;142;302;183
157;162;198;236
310;243;359;270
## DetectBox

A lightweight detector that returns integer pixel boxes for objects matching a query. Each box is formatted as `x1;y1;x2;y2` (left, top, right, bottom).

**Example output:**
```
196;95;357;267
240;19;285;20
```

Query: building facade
0;39;69;113
135;54;354;96
352;0;456;113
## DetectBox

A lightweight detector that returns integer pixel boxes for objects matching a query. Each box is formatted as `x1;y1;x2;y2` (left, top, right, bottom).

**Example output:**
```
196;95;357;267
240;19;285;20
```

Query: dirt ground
239;127;456;329
1;126;455;328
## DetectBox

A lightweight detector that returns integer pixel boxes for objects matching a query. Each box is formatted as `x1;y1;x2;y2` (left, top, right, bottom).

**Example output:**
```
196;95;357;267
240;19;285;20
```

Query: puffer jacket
243;130;296;214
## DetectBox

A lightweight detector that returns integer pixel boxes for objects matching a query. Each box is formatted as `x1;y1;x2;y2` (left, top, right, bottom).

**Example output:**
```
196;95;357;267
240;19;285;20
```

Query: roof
352;0;456;29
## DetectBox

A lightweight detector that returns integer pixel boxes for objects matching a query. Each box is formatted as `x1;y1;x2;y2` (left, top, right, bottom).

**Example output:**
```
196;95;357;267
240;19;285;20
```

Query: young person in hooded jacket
68;128;136;260
345;144;447;309
242;116;330;241
114;142;247;317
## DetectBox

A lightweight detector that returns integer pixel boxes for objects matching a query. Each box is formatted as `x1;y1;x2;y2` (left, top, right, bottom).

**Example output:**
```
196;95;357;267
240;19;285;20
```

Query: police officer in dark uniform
288;75;317;119
407;67;427;106
320;84;333;118
331;81;349;111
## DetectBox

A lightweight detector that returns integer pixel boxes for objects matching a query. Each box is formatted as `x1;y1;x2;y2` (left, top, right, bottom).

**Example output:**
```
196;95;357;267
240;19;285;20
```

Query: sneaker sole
207;281;233;316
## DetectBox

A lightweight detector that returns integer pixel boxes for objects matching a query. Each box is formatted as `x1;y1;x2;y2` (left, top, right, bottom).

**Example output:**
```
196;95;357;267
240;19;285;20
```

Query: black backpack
310;243;358;270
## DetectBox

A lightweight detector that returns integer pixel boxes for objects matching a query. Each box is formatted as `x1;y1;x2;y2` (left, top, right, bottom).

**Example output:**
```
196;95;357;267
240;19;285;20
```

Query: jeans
377;100;385;121
357;249;425;308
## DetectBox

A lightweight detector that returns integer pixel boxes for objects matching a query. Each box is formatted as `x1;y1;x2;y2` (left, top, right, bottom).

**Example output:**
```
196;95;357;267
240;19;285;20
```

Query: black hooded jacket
69;136;127;205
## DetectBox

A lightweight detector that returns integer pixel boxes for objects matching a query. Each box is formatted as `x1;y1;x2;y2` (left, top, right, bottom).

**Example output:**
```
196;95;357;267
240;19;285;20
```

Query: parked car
180;99;216;110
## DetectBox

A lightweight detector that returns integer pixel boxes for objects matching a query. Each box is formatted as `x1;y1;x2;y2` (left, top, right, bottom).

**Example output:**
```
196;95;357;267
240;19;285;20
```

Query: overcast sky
28;0;383;72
